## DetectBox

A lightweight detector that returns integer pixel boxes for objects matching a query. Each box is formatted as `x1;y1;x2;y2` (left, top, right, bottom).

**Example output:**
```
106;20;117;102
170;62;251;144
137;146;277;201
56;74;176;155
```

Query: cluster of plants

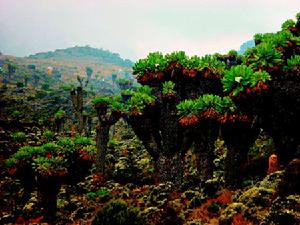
132;51;226;83
54;109;65;120
92;96;125;113
222;65;271;97
176;94;238;126
11;131;26;144
125;87;156;116
6;135;95;178
162;81;176;97
284;55;300;71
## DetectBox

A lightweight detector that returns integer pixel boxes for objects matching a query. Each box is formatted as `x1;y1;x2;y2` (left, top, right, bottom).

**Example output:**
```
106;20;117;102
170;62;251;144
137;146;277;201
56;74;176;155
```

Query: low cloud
0;0;299;60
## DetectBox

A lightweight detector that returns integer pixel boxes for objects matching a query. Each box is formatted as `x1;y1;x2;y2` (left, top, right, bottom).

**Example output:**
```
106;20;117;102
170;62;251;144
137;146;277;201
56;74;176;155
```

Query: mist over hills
28;46;134;68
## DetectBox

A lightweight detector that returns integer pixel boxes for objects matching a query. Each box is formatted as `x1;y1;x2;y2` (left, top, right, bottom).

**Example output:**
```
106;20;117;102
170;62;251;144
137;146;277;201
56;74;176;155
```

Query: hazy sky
0;0;300;61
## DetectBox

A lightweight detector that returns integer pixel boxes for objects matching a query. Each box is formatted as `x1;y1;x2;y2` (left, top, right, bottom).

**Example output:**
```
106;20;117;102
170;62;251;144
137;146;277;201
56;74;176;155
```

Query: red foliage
200;108;220;120
28;216;44;224
219;113;252;124
232;213;251;225
179;115;200;126
46;153;53;158
183;68;198;78
7;167;17;175
137;71;164;83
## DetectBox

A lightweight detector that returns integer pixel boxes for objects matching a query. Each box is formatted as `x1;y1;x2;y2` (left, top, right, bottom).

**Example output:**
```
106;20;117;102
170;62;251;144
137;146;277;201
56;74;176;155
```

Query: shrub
32;156;67;176
12;110;22;118
198;55;226;76
42;142;60;153
57;137;75;150
54;109;65;119
126;89;156;115
177;95;237;117
246;43;283;69
12;131;26;143
162;81;176;96
86;187;111;199
91;200;143;225
74;135;94;146
228;50;238;57
281;19;296;30
207;202;221;214
285;55;300;70
165;51;188;65
222;65;271;96
92;96;111;108
133;52;167;76
43;130;55;141
6;146;45;167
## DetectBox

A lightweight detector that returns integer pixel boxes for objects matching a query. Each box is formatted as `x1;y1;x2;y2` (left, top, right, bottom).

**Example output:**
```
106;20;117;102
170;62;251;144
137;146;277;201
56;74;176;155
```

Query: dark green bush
91;200;143;225
12;131;26;143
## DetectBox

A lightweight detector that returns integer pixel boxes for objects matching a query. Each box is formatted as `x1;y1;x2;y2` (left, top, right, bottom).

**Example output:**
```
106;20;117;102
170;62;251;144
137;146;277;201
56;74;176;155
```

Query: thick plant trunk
222;122;259;188
77;111;84;134
37;175;61;222
96;125;110;174
155;152;184;186
194;122;219;183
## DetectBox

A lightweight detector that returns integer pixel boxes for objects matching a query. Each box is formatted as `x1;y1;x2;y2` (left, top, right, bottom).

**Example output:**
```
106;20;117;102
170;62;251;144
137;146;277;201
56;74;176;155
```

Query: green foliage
281;19;296;30
165;51;188;65
247;43;283;69
133;51;167;76
207;202;221;214
12;110;22;118
41;83;50;91
265;31;294;48
222;65;271;96
228;50;238;57
6;146;46;167
91;200;143;225
86;187;111;199
121;89;134;96
42;142;60;153
162;81;176;95
126;88;156;115
198;55;226;74
110;100;124;111
92;96;111;106
57;137;75;149
43;130;55;141
297;12;300;20
74;135;94;146
60;84;75;91
86;67;93;77
176;99;199;116
285;55;300;70
116;78;133;85
12;131;26;143
176;95;236;116
32;156;67;174
54;109;65;119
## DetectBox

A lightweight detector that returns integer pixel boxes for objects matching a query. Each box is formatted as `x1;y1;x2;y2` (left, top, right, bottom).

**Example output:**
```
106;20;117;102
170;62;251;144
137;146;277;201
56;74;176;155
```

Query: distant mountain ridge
28;46;134;68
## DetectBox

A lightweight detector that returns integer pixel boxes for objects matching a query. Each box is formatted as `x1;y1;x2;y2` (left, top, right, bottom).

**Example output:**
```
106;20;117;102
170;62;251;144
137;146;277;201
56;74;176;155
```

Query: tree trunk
194;122;219;183
222;121;259;188
96;125;110;174
155;152;184;186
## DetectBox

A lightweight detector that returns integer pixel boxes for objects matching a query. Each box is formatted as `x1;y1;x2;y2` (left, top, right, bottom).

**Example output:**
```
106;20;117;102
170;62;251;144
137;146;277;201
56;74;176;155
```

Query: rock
219;203;247;225
279;158;300;196
262;195;300;225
